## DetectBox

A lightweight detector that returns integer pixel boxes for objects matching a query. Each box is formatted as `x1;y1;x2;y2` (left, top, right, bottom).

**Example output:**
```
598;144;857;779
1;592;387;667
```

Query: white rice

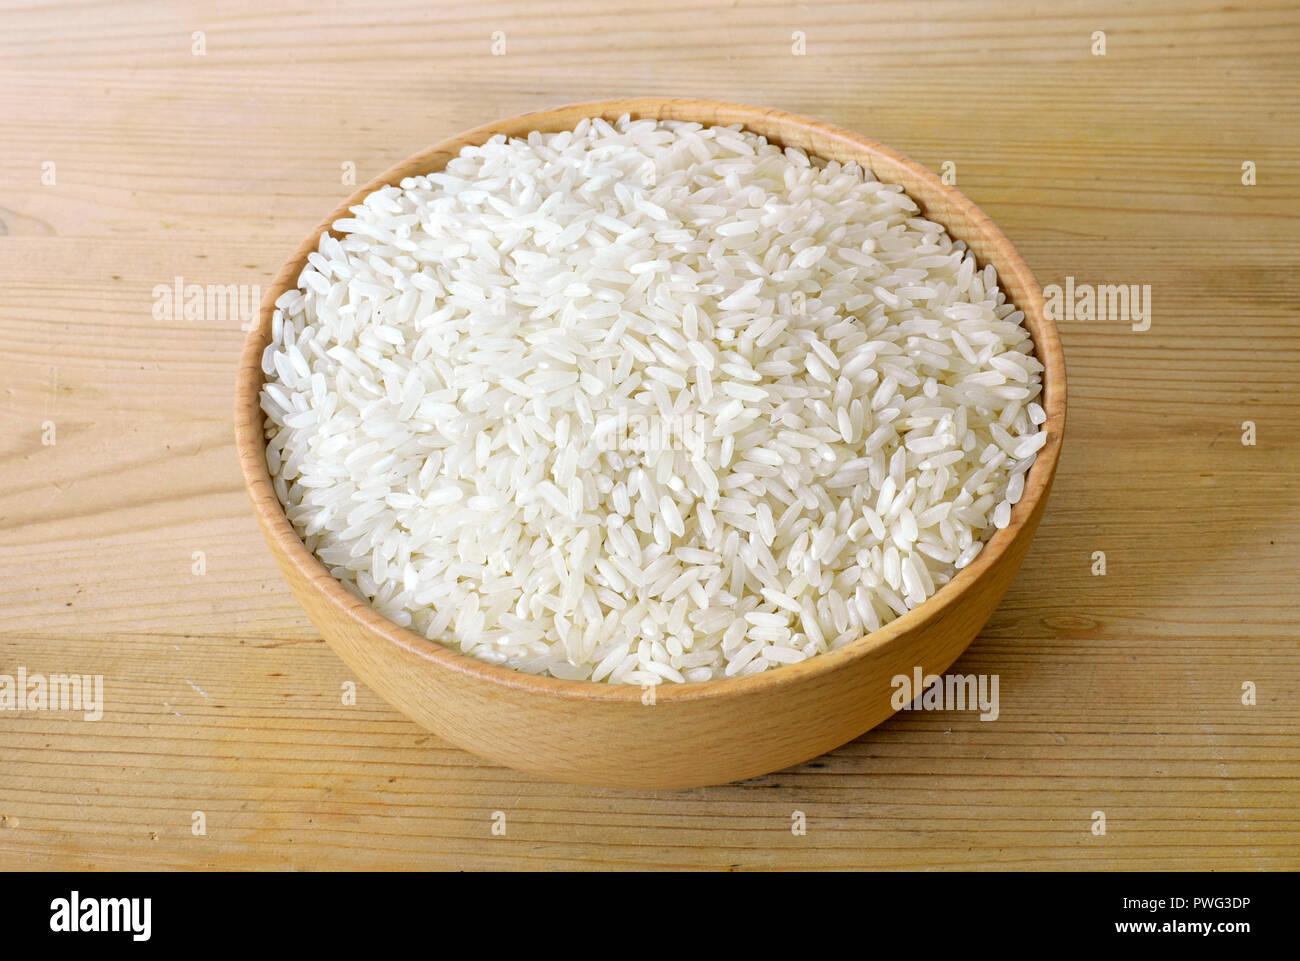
260;115;1047;684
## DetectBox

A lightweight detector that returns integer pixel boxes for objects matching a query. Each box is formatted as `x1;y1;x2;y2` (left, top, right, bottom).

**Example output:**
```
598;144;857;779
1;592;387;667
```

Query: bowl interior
234;98;1066;704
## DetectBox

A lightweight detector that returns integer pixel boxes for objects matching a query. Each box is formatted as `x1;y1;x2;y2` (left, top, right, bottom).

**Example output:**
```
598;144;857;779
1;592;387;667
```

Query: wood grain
1;0;1298;866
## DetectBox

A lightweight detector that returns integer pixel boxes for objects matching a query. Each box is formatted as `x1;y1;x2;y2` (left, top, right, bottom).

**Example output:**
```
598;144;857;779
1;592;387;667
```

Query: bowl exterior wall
258;474;1052;788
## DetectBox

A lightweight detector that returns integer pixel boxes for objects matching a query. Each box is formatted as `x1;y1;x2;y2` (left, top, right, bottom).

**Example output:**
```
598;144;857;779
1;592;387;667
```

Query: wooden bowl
234;98;1066;789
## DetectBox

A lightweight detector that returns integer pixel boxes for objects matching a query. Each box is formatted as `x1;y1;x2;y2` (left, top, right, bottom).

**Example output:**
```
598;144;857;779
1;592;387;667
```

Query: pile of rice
261;116;1047;684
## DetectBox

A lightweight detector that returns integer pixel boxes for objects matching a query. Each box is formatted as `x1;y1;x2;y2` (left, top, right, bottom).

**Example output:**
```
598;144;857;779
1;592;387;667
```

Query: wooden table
2;0;1296;870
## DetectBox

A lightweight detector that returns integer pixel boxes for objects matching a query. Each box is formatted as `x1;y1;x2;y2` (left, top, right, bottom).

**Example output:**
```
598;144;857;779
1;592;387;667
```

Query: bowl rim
234;96;1066;705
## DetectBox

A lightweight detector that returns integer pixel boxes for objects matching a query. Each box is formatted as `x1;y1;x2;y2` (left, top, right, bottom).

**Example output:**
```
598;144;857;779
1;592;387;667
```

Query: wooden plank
1;0;1297;869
